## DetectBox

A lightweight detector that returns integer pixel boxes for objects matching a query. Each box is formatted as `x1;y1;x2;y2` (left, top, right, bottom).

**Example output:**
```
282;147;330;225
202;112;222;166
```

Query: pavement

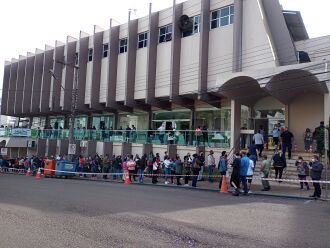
0;174;330;248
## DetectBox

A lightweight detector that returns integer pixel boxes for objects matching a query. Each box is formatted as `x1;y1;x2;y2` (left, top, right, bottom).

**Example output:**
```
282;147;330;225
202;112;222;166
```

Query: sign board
68;144;76;155
325;129;329;150
1;148;8;155
11;128;31;137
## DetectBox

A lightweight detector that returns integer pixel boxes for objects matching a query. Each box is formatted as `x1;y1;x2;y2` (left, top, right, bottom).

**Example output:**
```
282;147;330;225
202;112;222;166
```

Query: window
210;5;234;30
119;38;128;53
75;52;79;65
182;15;201;38
103;44;109;58
138;32;148;49
159;24;172;43
88;48;93;62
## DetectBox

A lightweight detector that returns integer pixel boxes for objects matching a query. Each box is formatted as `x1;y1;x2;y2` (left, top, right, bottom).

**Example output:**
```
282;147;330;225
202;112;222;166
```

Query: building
1;0;329;158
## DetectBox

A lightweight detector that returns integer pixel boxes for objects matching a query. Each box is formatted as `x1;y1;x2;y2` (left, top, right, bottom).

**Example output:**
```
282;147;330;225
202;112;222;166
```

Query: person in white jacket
246;153;255;193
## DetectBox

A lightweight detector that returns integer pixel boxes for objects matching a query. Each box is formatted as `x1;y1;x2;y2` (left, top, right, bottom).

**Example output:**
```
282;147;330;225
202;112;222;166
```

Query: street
0;174;329;248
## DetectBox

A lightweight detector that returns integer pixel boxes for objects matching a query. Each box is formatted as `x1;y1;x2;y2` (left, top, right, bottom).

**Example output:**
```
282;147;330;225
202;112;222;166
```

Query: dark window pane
220;7;229;17
230;14;234;24
220;16;229;26
211;11;218;20
167;25;172;33
230;5;234;14
211;20;218;29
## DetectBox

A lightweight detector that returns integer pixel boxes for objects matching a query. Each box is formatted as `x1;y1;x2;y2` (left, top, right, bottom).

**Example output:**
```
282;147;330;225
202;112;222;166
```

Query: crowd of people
0;145;325;198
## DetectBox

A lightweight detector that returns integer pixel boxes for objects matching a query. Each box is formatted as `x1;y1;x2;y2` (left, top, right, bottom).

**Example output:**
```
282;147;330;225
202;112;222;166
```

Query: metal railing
0;128;231;148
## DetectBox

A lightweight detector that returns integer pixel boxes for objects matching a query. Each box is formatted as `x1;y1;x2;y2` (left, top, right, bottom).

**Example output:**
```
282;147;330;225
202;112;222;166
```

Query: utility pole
325;61;329;198
49;54;79;160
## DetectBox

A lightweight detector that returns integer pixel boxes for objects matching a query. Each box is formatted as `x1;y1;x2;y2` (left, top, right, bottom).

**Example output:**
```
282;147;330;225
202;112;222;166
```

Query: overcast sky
0;0;329;89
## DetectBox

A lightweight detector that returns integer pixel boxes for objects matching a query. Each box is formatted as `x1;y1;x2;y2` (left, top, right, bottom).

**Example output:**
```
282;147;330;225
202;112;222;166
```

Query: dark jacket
273;154;287;168
310;161;323;180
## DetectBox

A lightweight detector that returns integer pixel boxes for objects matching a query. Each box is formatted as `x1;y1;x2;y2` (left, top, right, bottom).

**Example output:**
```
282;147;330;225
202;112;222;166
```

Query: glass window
75;52;79;65
103;43;109;58
159;24;172;43
119;38;128;53
210;5;234;30
182;15;201;38
138;32;148;49
88;48;93;62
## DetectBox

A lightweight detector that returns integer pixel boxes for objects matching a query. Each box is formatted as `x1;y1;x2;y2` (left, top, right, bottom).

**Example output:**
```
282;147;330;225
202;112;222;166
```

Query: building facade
1;0;329;158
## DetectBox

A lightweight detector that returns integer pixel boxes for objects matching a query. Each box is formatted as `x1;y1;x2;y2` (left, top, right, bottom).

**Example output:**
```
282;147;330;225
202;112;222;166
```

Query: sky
0;0;329;88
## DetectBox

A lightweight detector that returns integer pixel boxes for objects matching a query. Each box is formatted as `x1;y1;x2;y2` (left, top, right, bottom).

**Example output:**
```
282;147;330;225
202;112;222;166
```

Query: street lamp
49;57;79;160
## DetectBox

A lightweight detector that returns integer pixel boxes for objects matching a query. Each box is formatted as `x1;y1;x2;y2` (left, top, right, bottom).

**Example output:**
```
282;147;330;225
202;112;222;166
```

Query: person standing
218;151;228;189
164;156;171;184
157;122;166;144
280;127;294;159
195;126;202;146
197;152;205;181
253;130;264;157
207;150;216;183
175;155;183;185
272;150;287;182
246;153;255;193
260;155;271;191
313;122;326;155
295;156;310;190
309;155;323;199
239;151;250;195
230;153;241;196
191;154;202;187
272;125;280;150
202;126;209;146
152;157;159;184
183;154;192;186
303;128;313;152
138;154;147;183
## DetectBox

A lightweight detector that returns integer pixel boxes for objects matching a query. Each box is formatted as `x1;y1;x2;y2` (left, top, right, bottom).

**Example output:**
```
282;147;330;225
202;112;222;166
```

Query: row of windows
80;5;233;61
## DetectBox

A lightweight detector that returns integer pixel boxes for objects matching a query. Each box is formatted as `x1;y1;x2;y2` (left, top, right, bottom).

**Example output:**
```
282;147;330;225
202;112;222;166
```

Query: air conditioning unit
80;140;88;148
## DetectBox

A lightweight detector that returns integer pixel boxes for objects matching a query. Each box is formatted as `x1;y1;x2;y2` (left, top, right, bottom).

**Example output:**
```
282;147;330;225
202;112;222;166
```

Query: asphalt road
0;174;329;248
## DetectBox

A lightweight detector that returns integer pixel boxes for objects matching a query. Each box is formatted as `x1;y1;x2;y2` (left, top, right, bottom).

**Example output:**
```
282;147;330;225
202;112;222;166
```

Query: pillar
143;143;153;155
167;144;177;159
37;138;46;157
230;100;241;151
59;139;69;156
46;139;57;157
114;112;119;129
64;115;70;129
87;141;97;157
285;105;290;128
325;93;330;126
103;142;113;156
122;142;132;156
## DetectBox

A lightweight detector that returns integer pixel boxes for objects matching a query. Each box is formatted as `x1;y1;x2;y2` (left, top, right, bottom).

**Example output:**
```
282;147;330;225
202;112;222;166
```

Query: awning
0;137;36;148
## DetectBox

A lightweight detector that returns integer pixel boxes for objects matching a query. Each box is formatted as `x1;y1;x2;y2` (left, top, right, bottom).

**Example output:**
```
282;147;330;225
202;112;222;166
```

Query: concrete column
325;93;330;125
7;61;18;116
285;105;290;128
143;143;153;156
167;144;177;159
37;138;46;157
59;139;69;156
87;141;97;157
1;62;11;115
64;115;70;129
230;100;241;151
103;142;113;156
196;146;205;156
232;0;243;72
40;48;54;113
22;54;35;114
122;142;132;156
46;139;57;157
30;50;44;114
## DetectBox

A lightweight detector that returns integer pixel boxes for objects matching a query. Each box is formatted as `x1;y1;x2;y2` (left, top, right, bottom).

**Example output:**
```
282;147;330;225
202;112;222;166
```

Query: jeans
113;167;122;180
274;167;284;180
312;178;321;197
137;168;144;182
192;169;200;187
282;142;292;159
261;173;270;189
164;167;170;182
298;175;309;189
240;176;248;193
208;165;215;182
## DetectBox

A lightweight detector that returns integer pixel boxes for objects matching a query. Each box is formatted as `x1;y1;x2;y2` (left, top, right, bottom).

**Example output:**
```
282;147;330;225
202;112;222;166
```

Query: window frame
102;43;109;58
210;5;234;30
137;31;148;49
88;48;93;62
158;24;173;44
119;38;128;53
182;15;201;38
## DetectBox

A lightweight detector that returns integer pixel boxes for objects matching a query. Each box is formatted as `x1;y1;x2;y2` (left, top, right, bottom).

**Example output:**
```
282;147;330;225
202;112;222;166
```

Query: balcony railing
0;128;231;148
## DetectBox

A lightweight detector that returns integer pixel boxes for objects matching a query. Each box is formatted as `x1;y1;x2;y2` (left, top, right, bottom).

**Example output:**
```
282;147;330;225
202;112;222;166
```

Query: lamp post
49;57;79;160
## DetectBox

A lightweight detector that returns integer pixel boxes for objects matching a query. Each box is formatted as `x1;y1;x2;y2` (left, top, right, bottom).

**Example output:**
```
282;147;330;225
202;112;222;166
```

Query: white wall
208;25;234;89
84;62;93;104
96;142;104;155
180;34;200;94
155;42;172;97
158;7;172;27
210;0;233;10
99;58;108;103
289;93;324;150
131;143;143;157
113;142;122;156
134;48;147;99
295;35;330;62
241;0;276;70
116;54;126;101
137;16;149;33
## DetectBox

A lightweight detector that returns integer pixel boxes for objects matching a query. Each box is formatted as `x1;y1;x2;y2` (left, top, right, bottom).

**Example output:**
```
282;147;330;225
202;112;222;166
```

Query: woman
218;151;228;189
230;153;241;196
183;155;192;186
191;154;202;187
152;157;159;184
175;155;183;185
163;156;171;184
295;156;310;190
127;155;136;182
133;154;141;182
138;154;147;183
272;150;286;183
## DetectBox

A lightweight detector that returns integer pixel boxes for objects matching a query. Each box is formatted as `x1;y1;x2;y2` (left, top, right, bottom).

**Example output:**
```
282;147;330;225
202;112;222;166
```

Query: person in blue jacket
240;150;250;195
218;151;228;189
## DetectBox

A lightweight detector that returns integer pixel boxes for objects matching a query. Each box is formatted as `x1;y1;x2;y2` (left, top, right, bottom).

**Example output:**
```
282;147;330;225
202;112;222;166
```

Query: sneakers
248;190;253;194
165;181;169;185
183;184;189;187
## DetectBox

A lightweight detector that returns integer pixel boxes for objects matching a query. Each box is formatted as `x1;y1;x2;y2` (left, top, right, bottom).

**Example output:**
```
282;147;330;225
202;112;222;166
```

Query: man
313;121;325;155
260;155;271;191
280;127;294;159
309;155;324;199
239;151;250;195
253;130;264;157
207;150;215;183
